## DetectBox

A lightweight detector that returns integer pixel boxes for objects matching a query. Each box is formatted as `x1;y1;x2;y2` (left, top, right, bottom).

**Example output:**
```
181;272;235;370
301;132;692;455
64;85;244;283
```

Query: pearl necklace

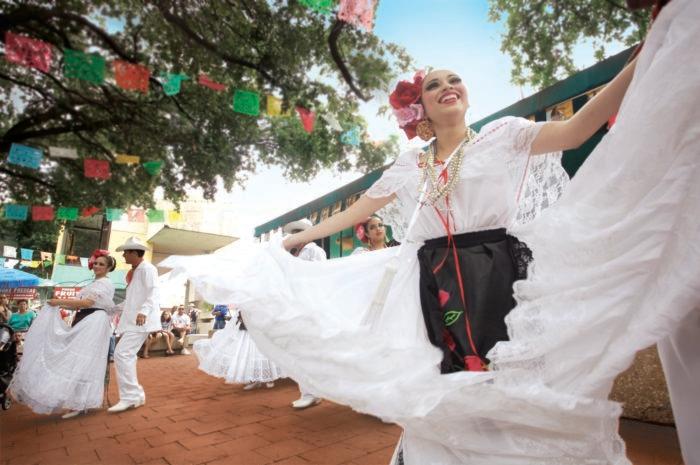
420;128;477;206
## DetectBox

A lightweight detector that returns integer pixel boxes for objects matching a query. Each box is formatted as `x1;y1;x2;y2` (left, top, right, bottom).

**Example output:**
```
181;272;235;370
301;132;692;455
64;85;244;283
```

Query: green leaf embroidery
444;310;463;327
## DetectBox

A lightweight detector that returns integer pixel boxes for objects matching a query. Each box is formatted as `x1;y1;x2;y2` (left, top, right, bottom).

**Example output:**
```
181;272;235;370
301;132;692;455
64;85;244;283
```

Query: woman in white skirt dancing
194;308;283;389
10;251;117;419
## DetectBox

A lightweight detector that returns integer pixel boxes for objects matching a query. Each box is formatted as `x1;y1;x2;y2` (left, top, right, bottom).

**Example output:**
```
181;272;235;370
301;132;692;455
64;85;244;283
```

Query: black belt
422;228;507;250
71;308;106;327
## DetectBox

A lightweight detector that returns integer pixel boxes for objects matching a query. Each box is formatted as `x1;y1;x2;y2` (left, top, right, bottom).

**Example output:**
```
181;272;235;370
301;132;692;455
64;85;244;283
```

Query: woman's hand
47;299;61;307
283;234;301;252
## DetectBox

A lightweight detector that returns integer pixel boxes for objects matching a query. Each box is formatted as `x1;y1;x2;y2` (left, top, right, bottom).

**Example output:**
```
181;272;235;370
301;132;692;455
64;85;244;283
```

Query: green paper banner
233;90;260;116
146;209;165;222
105;208;124;222
63;49;106;84
55;254;66;265
56;207;79;221
142;160;163;176
161;73;189;96
300;0;336;14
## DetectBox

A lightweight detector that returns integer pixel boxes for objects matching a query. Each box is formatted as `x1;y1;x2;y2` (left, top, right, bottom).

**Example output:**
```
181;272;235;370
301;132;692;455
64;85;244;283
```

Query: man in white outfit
283;218;327;410
107;236;161;413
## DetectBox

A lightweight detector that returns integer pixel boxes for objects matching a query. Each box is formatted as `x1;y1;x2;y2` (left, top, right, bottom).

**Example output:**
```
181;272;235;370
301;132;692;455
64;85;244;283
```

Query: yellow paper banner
168;210;183;223
115;154;141;165
266;95;282;117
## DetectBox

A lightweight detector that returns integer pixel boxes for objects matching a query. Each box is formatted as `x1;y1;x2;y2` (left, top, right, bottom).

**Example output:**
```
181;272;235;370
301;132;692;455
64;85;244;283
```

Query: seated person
8;299;36;334
143;309;175;357
171;306;191;354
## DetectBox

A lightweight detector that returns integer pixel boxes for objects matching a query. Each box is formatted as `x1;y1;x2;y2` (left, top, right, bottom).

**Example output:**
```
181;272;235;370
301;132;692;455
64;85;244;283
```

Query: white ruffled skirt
194;319;283;384
9;306;112;414
162;2;700;463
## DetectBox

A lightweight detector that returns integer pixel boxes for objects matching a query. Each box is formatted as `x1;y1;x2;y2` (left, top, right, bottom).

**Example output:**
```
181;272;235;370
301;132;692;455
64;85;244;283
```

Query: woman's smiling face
421;69;469;124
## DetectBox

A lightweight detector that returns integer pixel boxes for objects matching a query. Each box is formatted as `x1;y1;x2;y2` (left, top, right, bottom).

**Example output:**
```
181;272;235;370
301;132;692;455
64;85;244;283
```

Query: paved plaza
1;355;684;465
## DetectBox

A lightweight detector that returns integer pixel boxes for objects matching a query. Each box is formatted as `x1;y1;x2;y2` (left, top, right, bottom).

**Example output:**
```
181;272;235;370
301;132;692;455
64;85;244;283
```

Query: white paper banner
3;246;17;258
49;146;78;159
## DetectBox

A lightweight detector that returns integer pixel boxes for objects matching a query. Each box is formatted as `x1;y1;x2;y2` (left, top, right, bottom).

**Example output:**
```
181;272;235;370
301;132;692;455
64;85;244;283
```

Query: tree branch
155;1;280;87
0;166;55;189
73;131;114;161
328;20;369;101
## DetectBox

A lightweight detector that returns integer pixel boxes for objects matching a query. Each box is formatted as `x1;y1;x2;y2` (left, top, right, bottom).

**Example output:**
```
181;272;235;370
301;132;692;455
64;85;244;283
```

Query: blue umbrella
0;268;41;289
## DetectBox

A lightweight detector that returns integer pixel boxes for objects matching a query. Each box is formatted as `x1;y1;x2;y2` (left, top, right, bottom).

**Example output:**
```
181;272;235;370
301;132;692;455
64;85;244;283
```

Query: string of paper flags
1;245;93;270
7;142;165;178
2;0;374;156
5;27;366;175
1;204;183;224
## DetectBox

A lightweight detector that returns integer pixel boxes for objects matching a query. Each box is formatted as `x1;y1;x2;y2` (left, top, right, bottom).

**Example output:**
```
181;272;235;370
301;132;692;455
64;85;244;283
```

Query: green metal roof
470;46;634;130
50;264;127;290
254;46;634;237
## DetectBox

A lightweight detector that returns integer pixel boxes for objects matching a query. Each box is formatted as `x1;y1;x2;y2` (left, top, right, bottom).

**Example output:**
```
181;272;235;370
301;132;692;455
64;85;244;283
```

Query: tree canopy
0;0;410;238
488;0;650;88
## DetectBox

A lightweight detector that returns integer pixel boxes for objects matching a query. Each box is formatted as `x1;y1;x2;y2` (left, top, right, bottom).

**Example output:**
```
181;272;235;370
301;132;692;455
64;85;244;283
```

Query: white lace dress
194;311;284;384
10;278;115;414
162;2;700;459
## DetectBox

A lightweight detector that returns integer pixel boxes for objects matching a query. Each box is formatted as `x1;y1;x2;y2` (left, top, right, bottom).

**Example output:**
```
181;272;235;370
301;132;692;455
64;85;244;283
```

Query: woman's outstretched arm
283;193;394;250
531;56;638;155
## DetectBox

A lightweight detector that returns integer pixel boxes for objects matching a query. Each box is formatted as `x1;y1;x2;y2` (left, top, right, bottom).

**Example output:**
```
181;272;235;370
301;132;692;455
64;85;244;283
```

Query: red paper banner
197;73;227;92
114;60;150;93
84;159;111;180
5;31;53;73
81;206;100;217
32;205;55;221
296;107;316;133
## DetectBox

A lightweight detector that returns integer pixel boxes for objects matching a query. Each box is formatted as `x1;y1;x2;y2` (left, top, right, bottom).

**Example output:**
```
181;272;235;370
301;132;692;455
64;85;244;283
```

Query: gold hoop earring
416;120;435;141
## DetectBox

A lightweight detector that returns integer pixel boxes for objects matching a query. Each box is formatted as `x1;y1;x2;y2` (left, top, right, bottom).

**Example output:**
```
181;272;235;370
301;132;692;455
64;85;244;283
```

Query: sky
197;1;625;238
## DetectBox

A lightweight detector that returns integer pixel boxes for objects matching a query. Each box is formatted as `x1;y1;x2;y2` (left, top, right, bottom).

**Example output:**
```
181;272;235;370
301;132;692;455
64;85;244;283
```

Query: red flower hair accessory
354;222;369;243
389;70;426;139
88;249;110;270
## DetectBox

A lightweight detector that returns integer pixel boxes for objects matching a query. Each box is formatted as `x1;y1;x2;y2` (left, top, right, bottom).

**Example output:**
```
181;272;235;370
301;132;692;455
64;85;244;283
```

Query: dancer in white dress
9;251;117;419
163;1;700;461
352;215;400;255
194;309;283;388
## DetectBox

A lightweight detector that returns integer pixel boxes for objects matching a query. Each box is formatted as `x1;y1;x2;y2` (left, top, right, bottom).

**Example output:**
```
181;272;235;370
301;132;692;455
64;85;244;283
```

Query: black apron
417;228;531;373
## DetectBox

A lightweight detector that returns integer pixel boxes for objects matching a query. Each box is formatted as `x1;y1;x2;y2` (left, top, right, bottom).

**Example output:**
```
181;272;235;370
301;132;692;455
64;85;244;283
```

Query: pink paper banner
5;31;53;72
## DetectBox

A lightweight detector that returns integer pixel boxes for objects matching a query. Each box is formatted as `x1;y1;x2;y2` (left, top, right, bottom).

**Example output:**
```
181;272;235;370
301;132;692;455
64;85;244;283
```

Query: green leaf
444;310;463;327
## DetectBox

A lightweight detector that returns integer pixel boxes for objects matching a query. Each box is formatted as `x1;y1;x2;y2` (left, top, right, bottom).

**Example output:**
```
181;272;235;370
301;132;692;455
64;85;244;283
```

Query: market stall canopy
0;268;40;289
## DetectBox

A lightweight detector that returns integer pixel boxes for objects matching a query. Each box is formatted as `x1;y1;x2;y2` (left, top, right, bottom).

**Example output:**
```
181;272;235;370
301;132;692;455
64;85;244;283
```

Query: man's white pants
114;331;149;403
658;309;699;465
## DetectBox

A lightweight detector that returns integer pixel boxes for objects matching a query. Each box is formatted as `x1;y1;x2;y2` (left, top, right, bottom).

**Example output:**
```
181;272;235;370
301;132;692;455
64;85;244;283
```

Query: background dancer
9;251;116;419
108;236;160;413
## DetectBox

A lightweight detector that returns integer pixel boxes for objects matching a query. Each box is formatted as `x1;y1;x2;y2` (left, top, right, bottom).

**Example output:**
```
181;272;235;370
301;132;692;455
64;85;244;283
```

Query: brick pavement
0;355;684;465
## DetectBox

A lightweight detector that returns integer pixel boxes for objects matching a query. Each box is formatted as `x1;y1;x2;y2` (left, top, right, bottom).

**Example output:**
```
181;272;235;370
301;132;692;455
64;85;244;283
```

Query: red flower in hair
88;249;110;270
390;70;427;139
389;80;422;109
354;223;368;243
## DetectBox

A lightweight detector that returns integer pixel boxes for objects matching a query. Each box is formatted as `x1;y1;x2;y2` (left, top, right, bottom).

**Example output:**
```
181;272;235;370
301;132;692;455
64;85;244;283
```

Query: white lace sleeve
79;278;116;309
366;150;420;242
499;117;570;225
365;149;419;199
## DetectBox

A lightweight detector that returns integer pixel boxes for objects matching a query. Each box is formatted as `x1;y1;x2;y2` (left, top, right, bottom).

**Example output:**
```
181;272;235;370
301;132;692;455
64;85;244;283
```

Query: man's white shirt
116;261;161;334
